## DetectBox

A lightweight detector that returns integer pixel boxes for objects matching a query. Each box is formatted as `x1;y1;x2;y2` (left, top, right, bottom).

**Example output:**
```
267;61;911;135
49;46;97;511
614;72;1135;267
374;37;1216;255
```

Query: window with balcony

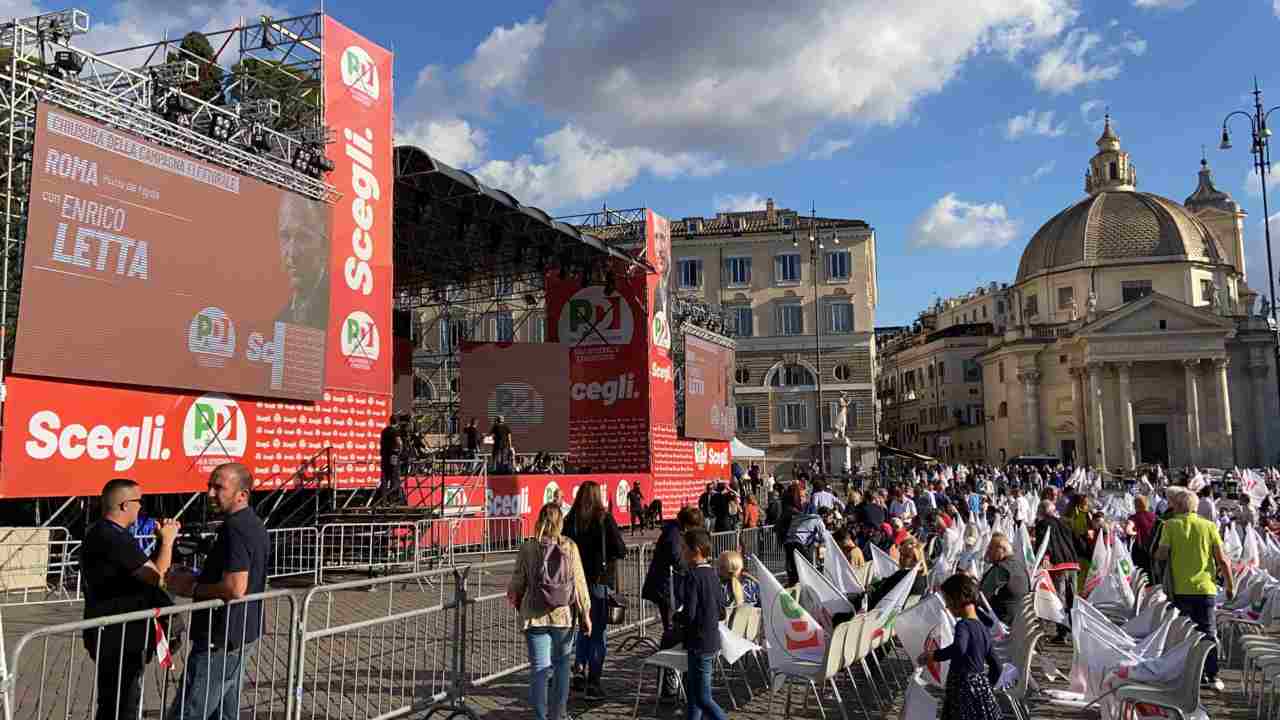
677;259;703;289
825;250;851;281
731;305;753;337
1121;279;1153;303
724;256;752;287
775;253;801;284
737;404;757;431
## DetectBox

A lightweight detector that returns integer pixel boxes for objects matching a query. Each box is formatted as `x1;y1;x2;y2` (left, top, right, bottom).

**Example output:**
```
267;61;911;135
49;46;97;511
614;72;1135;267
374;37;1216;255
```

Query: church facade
980;117;1279;471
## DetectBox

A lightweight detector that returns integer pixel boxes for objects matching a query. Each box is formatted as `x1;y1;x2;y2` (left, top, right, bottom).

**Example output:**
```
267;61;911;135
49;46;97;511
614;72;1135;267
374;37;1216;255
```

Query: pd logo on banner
183;394;247;472
557;286;634;346
339;44;380;105
340;310;380;369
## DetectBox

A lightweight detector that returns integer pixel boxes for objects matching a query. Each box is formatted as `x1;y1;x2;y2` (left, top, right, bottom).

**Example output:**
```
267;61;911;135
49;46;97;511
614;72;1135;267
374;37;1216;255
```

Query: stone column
1070;368;1087;466
1183;359;1202;466
1214;358;1233;467
1250;363;1269;466
1088;362;1107;470
1117;362;1136;470
1019;369;1042;455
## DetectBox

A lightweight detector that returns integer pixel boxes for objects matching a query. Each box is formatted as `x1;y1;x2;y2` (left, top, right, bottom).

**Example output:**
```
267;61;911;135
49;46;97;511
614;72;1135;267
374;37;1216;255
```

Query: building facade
671;200;879;475
979;117;1279;469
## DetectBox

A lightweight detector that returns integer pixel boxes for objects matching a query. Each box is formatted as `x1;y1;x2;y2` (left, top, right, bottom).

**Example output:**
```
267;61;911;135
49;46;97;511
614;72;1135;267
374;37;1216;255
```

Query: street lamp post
1221;79;1280;414
794;204;838;476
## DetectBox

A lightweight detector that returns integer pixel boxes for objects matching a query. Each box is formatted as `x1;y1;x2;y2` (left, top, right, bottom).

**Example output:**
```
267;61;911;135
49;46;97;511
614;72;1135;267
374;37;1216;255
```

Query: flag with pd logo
752;556;827;676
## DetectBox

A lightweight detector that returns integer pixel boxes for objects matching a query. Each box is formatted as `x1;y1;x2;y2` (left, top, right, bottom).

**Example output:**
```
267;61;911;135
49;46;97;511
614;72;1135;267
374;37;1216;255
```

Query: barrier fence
0;527;81;607
0;524;787;719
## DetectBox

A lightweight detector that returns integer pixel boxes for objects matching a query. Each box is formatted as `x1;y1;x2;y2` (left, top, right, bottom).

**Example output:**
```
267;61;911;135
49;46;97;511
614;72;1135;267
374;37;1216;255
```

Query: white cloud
1275;0;1280;18
810;138;854;160
473;0;1081;163
80;1;288;57
1080;99;1108;129
1005;109;1067;139
1121;32;1148;56
1027;160;1057;182
1244;162;1280;197
910;193;1021;250
1033;28;1126;93
1133;0;1194;8
459;19;546;100
396;118;489;168
713;193;768;213
472;125;723;210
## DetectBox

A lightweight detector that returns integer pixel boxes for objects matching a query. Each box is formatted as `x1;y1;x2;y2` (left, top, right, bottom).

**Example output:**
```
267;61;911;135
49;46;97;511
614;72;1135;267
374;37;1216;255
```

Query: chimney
766;197;777;224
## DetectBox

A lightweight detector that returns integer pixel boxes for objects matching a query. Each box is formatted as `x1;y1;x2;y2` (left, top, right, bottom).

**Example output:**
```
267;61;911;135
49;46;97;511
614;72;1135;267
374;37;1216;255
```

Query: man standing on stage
489;415;514;473
463;417;481;459
378;415;402;504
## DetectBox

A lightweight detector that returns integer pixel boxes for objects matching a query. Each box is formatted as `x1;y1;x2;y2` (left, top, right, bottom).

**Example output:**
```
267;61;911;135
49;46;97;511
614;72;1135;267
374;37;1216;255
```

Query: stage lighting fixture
291;125;334;145
52;50;83;77
150;59;198;85
237;98;280;124
159;93;194;125
291;144;313;172
206;113;234;142
307;152;335;176
248;125;271;153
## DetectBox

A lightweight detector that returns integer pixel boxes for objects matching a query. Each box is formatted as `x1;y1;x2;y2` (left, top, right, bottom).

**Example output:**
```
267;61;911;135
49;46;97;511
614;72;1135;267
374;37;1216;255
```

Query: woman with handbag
507;504;592;720
564;481;627;698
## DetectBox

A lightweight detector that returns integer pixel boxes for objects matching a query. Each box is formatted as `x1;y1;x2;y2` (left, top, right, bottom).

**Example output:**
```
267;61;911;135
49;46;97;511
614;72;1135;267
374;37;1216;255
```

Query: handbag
601;518;626;625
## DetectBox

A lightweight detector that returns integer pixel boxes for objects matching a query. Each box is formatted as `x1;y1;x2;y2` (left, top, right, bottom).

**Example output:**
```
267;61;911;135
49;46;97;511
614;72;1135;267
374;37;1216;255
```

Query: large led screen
683;334;734;441
13;105;331;400
460;342;570;454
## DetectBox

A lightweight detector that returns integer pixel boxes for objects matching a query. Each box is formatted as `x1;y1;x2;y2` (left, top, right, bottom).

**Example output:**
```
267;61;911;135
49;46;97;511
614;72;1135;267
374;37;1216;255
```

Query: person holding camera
82;478;180;720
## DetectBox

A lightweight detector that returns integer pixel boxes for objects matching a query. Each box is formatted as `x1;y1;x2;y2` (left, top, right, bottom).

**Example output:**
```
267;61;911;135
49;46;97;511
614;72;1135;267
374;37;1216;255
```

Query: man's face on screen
278;196;327;293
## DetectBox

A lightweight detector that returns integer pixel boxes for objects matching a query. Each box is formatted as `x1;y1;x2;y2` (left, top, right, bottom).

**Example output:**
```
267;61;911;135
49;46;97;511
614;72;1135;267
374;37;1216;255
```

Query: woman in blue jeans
508;504;592;720
564;481;628;698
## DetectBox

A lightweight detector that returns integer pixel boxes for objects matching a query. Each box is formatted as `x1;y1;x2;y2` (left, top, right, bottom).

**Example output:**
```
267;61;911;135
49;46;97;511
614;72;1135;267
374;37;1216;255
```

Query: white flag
1081;528;1112;598
895;594;956;688
1034;569;1068;626
869;541;898;581
794;551;855;631
872;566;920;641
822;530;865;595
751;555;828;676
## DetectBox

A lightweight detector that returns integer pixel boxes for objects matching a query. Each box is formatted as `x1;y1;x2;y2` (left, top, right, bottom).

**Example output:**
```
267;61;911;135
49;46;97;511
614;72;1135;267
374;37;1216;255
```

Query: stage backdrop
544;209;729;510
460;342;570;453
0;17;394;498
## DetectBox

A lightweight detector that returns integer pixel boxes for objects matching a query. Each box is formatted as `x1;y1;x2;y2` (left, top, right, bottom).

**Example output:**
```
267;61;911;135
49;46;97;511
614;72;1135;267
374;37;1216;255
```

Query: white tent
731;437;765;459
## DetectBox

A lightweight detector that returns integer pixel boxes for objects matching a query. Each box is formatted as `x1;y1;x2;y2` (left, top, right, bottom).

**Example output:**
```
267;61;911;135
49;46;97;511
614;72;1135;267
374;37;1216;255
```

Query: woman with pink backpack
507;504;592;720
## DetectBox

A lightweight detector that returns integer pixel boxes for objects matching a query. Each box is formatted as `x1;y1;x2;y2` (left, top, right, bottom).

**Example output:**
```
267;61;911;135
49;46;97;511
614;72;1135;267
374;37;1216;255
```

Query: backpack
532;539;575;609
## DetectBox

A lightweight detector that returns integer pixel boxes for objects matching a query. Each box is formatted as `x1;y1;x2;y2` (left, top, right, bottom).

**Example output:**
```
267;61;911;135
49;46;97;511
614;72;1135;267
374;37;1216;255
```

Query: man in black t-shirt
463;417;481;459
489;415;513;472
166;463;269;720
82;478;179;720
378;416;402;504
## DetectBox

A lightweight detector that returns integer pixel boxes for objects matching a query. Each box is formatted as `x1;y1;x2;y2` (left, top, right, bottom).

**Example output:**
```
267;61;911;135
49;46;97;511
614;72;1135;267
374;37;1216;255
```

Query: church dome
1015;190;1228;283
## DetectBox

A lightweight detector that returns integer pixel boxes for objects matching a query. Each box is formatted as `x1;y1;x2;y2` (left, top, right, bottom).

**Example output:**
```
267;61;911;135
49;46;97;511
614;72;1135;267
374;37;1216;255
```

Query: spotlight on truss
0;9;90;45
205;113;235;142
290;144;313;172
150;60;198;86
246;125;271;153
52;50;84;77
236;98;280;124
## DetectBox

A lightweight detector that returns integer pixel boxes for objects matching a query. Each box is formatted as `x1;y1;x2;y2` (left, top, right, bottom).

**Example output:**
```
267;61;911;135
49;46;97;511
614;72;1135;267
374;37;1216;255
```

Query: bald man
275;193;330;329
82;479;179;720
166;463;269;720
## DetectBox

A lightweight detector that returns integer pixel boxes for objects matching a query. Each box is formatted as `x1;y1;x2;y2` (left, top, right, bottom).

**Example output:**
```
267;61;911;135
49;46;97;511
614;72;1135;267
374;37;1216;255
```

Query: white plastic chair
1113;637;1215;720
769;618;852;720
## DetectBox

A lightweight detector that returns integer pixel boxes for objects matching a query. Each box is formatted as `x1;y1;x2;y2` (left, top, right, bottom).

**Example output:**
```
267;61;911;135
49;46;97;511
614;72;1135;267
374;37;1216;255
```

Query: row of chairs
1219;567;1280;719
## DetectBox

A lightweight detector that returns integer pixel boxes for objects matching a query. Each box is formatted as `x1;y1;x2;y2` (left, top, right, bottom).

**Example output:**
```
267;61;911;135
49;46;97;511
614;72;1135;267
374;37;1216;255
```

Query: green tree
167;31;224;103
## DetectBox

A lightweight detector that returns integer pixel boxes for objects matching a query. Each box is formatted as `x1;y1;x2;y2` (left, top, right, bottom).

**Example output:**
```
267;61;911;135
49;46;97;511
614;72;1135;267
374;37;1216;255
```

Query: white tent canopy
731;437;765;459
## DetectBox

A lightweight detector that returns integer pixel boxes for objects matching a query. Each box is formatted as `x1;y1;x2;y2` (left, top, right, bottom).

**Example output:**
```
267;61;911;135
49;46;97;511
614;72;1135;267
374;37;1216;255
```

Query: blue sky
29;0;1280;325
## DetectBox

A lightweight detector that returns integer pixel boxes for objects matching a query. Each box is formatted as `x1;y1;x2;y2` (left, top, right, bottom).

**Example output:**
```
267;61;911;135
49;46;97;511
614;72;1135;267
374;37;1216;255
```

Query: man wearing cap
783;506;830;586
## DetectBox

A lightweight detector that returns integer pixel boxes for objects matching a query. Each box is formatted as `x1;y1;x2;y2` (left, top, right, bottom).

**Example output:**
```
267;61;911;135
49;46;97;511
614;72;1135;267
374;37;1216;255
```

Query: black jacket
1034;515;1087;568
641;520;688;605
676;564;726;654
564;511;627;587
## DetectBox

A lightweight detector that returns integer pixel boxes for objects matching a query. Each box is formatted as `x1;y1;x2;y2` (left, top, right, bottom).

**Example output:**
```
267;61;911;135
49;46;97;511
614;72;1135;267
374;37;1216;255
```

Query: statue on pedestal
833;392;849;439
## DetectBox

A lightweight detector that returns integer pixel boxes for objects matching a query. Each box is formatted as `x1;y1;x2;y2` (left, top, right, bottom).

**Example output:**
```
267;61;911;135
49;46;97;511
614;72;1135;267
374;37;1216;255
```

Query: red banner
415;473;650;535
322;17;394;395
0;375;384;498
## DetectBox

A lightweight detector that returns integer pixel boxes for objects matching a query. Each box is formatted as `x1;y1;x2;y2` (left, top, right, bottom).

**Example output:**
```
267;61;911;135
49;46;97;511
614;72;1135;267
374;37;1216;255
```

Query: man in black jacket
641;507;703;641
1034;499;1087;642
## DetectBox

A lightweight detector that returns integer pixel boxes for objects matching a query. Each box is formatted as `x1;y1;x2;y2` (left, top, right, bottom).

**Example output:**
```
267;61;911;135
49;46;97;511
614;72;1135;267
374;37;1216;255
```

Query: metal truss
0;10;339;364
557;206;648;247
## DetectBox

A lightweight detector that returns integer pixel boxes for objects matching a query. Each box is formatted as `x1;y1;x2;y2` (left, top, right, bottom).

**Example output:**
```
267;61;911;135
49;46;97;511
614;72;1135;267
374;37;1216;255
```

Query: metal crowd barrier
267;526;320;582
414;517;524;570
0;589;299;720
316;522;419;584
0;526;81;606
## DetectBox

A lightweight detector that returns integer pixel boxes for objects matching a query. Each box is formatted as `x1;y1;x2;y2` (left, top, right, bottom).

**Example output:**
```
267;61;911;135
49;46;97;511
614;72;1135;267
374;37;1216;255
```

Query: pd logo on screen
340;45;379;105
187;307;236;368
557;286;633;346
487;382;544;432
183;394;247;461
340;311;380;370
615;479;630;510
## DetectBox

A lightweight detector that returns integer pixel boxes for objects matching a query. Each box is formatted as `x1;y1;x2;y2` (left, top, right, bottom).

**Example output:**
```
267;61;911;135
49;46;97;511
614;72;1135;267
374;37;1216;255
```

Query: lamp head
1220;127;1232;151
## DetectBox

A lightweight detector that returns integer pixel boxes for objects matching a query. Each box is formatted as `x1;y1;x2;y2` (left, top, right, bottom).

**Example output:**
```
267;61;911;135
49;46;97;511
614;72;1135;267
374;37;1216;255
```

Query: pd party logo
340;310;380;370
557;286;634;346
488;382;545;432
187;307;235;368
183;394;247;466
340;44;379;105
615;479;630;509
